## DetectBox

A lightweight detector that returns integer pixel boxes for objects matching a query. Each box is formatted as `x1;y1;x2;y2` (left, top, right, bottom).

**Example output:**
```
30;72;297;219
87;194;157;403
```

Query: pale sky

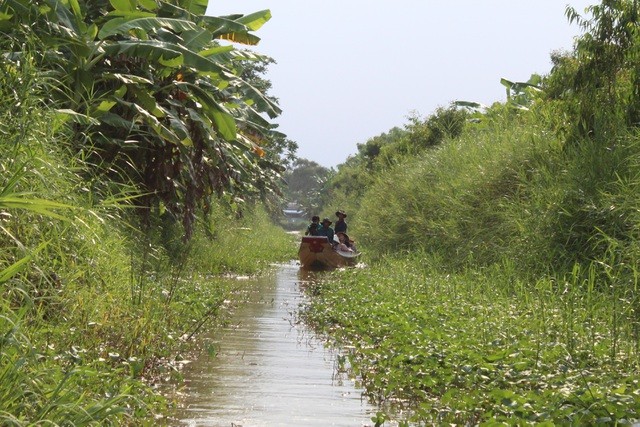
206;1;595;168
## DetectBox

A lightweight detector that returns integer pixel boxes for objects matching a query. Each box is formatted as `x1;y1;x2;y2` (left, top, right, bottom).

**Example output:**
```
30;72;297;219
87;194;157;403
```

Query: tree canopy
0;0;294;238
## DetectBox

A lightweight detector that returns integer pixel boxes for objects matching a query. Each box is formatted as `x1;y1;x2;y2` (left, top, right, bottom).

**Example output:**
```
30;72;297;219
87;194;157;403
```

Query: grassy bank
1;201;294;426
306;96;640;423
0;55;295;425
1;194;295;425
305;255;640;425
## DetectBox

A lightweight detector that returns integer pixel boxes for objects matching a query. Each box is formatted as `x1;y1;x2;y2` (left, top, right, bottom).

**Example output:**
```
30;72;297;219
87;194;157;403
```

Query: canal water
169;262;378;427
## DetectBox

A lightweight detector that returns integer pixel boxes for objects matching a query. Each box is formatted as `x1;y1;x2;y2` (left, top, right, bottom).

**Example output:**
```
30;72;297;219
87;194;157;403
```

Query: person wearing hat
335;232;355;252
335;210;348;234
305;215;320;236
316;217;335;243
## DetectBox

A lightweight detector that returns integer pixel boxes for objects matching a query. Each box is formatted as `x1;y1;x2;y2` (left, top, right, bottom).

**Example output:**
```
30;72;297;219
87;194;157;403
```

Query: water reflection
170;262;377;427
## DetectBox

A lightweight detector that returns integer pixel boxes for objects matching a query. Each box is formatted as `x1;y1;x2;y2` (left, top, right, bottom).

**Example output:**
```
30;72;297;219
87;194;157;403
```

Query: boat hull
298;236;359;269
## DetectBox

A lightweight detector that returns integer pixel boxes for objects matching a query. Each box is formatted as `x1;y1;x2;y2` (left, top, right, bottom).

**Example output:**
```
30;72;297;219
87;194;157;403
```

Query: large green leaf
130;86;164;117
115;98;184;145
166;0;208;16
196;77;281;119
199;15;261;45
186;107;213;133
178;82;237;141
163;107;192;146
199;15;250;38
217;31;260;46
183;28;215;52
105;10;156;19
98;17;200;39
44;0;82;36
236;10;271;31
104;73;154;85
54;108;101;125
210;107;237;142
109;0;135;12
0;196;76;221
138;0;156;10
200;45;234;57
67;0;82;20
238;81;281;119
200;46;271;67
103;40;229;76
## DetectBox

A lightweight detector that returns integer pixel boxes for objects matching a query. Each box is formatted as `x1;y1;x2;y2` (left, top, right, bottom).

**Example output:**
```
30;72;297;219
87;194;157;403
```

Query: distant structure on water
282;202;306;220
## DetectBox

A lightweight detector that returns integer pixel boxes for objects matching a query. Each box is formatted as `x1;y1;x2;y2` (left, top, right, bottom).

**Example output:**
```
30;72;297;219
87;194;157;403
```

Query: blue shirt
316;225;335;243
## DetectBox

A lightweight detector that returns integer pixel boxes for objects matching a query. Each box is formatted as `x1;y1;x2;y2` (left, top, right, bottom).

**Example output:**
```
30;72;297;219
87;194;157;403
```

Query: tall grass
0;46;295;425
185;205;296;275
356;107;640;278
305;102;640;423
356;108;545;268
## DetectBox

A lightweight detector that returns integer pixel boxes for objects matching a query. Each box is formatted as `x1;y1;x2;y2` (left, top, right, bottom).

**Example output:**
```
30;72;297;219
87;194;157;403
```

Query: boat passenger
348;237;357;253
335;232;354;252
335;210;348;234
315;217;335;243
305;215;320;236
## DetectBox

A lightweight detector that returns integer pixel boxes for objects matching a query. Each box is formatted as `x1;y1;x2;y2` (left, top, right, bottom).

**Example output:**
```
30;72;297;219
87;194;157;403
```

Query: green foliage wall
0;0;291;239
355;108;532;266
348;104;640;275
0;41;294;424
319;2;640;278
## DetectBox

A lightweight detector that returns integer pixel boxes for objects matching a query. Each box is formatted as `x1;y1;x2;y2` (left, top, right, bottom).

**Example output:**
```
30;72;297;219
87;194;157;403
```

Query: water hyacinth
303;255;640;425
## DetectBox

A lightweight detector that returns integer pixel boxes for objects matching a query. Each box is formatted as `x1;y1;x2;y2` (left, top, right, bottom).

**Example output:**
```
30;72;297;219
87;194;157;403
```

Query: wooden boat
298;236;360;269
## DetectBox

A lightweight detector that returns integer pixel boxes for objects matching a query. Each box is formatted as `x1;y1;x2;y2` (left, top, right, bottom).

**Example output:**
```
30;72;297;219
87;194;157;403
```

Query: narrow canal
170;262;378;426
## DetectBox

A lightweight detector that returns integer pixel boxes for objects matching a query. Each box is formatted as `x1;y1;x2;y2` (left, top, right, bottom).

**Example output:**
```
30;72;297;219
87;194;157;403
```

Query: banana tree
0;0;286;238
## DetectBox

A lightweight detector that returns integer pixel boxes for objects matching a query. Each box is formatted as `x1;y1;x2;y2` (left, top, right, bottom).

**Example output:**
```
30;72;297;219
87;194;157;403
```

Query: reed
0;44;295;425
306;103;640;424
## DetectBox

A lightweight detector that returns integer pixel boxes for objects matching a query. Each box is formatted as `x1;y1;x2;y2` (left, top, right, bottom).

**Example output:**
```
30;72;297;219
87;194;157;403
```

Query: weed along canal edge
167;262;379;426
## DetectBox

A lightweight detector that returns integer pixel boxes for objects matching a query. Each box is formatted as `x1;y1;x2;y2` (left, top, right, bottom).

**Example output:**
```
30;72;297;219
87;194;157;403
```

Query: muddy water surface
171;262;377;427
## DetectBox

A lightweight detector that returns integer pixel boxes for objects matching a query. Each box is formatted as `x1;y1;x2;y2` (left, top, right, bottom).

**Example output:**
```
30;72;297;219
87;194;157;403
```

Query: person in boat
315;217;335;243
335;232;355;252
305;215;320;236
335;210;348;234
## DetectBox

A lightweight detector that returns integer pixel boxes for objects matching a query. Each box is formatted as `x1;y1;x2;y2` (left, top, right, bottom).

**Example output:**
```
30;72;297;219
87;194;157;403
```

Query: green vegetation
282;158;331;220
1;0;295;239
303;1;640;424
307;253;640;424
307;254;640;425
0;1;294;425
6;0;640;425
